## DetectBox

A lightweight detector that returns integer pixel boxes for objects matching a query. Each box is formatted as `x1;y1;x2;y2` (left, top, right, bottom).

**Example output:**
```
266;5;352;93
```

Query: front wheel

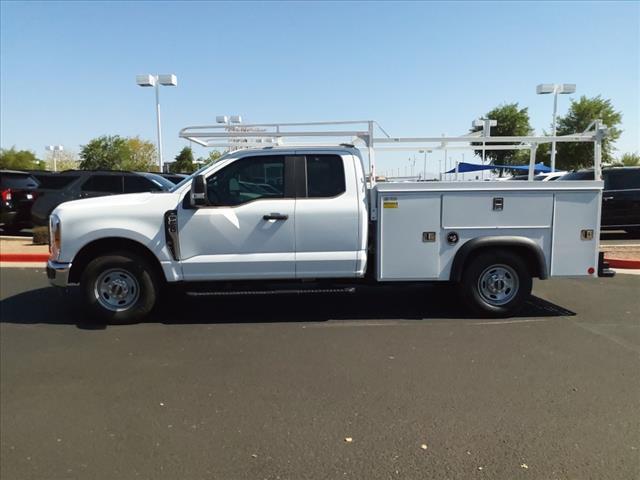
460;251;532;317
80;252;160;324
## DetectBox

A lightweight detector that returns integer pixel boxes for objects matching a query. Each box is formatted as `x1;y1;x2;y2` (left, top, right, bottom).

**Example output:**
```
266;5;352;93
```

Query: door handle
263;213;288;221
603;196;614;201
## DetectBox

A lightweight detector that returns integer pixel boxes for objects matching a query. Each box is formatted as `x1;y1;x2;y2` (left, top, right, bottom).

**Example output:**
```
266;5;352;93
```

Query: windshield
169;151;235;192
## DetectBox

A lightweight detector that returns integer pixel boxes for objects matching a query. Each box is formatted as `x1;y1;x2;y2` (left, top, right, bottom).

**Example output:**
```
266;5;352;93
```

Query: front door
178;155;296;281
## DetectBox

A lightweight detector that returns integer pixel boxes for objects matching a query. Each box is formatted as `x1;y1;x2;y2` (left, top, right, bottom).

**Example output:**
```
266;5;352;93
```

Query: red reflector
588;267;595;275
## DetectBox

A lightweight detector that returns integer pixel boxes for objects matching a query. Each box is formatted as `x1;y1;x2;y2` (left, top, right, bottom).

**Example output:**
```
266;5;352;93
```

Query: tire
460;250;532;317
80;252;160;324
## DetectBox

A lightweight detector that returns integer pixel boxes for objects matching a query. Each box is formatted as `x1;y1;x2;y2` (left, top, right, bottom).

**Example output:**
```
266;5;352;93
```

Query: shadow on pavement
0;283;574;328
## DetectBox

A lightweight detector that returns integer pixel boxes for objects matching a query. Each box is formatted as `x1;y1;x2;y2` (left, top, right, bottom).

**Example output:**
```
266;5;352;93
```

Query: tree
79;135;158;171
45;150;79;171
550;95;622;171
169;146;195;173
205;150;223;163
79;135;130;170
611;152;640;167
124;137;157;172
470;103;532;167
0;147;45;170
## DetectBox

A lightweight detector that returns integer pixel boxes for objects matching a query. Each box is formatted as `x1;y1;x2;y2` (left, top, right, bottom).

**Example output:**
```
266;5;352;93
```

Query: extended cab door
178;155;296;281
294;153;363;278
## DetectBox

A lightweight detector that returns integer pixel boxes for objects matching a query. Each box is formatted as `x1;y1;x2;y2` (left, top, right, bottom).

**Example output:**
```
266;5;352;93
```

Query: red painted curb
0;253;49;263
604;257;640;270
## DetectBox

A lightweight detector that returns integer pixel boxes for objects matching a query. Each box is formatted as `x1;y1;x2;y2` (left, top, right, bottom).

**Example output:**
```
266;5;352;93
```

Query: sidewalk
0;236;49;264
599;244;640;269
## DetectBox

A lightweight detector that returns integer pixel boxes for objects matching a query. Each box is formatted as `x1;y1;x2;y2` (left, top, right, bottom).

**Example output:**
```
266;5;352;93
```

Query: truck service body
46;120;613;323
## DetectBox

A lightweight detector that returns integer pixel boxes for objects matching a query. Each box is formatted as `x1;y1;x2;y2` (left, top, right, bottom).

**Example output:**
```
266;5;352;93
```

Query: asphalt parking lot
1;267;639;480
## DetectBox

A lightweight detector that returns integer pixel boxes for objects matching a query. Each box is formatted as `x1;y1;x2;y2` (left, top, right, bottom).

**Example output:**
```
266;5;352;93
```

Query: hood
55;192;177;213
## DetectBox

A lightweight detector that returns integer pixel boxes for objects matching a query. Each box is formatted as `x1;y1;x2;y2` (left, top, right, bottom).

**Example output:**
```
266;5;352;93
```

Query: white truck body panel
375;181;602;281
551;191;602;276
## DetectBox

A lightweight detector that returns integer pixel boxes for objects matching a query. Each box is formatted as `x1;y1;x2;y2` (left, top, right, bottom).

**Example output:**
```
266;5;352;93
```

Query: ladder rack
179;119;609;182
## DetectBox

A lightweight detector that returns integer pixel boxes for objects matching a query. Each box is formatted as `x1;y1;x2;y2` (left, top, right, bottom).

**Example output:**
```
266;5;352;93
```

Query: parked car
31;170;174;226
559;167;640;233
157;173;189;184
0;170;40;233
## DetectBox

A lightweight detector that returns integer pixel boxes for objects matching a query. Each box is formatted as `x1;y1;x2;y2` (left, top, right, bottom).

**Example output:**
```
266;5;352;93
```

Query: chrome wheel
477;264;519;306
94;268;140;312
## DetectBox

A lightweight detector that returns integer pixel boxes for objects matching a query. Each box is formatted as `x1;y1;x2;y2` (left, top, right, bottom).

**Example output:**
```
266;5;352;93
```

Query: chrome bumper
46;260;73;287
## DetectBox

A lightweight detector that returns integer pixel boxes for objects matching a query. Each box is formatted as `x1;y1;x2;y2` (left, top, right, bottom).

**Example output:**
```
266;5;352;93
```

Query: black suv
31;170;174;226
559;167;640;233
1;170;40;233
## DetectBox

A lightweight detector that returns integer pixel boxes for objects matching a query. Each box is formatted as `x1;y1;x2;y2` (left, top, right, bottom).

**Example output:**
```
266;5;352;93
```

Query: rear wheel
81;252;160;324
460;250;532;317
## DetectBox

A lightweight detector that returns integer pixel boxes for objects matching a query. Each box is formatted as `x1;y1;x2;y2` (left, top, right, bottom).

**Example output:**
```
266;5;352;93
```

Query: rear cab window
305;154;346;198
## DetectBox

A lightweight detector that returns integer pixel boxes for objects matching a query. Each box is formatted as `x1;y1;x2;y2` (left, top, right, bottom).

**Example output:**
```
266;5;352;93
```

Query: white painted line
612;268;640;276
600;243;640;247
469;318;553;326
0;262;46;269
572;321;640;354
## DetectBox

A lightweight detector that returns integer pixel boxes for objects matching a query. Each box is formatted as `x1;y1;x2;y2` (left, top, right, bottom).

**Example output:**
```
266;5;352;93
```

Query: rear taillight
1;189;12;202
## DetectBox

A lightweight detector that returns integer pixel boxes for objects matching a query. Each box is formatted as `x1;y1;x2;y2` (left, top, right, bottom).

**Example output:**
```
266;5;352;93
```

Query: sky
1;0;638;176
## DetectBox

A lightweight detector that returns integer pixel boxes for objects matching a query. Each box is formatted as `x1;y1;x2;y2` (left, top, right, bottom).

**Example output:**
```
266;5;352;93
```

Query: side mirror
190;174;207;207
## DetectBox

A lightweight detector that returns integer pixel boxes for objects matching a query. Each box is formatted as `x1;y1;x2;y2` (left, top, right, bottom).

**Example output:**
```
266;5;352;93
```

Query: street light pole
537;83;576;172
154;79;164;172
137;74;177;172
45;145;63;172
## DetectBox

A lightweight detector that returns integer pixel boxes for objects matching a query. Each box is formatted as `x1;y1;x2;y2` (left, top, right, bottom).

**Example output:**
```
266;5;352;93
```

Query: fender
450;236;548;282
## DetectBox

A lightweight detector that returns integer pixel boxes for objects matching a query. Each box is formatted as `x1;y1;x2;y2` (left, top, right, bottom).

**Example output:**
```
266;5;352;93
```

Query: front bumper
47;260;73;287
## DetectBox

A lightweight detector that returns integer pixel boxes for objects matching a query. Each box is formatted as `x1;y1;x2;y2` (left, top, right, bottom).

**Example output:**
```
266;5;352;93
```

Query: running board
186;287;356;297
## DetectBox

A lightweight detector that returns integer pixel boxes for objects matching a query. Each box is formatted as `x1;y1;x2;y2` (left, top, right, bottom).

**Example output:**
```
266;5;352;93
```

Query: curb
0;253;49;263
604;257;640;270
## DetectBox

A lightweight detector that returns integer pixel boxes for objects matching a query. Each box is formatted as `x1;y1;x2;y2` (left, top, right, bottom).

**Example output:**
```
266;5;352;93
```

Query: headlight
49;214;61;260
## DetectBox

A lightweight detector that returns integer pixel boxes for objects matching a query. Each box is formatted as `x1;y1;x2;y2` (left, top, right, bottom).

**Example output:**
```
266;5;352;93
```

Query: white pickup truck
46;120;614;323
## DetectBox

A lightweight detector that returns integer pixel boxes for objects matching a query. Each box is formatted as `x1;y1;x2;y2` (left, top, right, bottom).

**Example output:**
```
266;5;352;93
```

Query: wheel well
68;237;166;284
451;241;548;282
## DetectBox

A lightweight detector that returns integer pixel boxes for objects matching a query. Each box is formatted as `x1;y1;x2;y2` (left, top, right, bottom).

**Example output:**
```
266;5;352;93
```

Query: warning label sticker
383;197;398;209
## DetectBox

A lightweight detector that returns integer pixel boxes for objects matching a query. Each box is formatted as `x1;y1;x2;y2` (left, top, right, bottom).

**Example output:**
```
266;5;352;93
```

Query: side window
206;156;285;206
306;154;346;198
604;170;640;191
81;175;123;193
36;174;80;189
124;176;161;193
